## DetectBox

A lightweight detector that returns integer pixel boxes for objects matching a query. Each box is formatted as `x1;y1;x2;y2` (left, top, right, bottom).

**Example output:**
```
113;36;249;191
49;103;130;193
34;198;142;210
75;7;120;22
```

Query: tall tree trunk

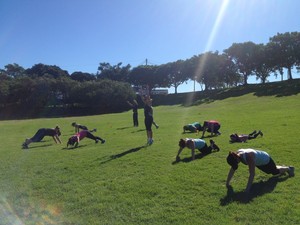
243;73;248;85
287;67;293;80
174;83;178;94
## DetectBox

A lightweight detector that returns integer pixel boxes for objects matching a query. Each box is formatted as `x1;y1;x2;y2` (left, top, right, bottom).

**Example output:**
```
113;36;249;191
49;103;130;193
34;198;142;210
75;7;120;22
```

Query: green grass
0;90;300;224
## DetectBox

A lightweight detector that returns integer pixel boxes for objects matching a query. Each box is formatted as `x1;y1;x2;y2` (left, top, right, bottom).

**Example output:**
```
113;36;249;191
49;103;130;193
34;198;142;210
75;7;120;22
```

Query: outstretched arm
127;101;133;107
245;153;255;193
54;135;62;144
226;167;236;188
176;147;184;160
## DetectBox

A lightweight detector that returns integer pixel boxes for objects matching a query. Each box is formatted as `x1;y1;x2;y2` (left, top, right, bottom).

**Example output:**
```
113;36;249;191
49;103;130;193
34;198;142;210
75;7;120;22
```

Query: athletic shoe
101;140;106;144
214;144;220;151
288;166;295;177
259;131;263;137
148;139;153;145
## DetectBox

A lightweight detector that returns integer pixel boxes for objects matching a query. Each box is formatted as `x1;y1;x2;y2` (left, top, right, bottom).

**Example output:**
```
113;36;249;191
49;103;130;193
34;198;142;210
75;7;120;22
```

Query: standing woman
141;95;154;145
22;126;61;149
127;100;139;127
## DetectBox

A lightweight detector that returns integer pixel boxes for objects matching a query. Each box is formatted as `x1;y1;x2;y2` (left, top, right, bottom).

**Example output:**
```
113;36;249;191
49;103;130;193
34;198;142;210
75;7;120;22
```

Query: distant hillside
152;79;300;106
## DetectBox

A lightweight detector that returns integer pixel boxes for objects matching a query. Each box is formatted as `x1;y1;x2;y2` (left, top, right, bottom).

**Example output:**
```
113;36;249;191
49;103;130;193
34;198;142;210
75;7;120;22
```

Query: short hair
55;126;61;136
179;139;186;148
226;152;238;170
71;122;77;126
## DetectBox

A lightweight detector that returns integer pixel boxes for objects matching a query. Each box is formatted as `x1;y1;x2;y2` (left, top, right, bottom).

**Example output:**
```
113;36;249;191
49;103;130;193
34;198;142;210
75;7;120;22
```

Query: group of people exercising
21;108;295;194
22;122;105;149
178;120;294;194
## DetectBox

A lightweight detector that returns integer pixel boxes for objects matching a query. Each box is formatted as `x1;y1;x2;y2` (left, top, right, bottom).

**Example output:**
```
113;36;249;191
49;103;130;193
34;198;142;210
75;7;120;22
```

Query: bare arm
176;147;184;159
54;135;62;144
245;152;255;193
127;101;133;107
52;136;58;144
226;167;236;188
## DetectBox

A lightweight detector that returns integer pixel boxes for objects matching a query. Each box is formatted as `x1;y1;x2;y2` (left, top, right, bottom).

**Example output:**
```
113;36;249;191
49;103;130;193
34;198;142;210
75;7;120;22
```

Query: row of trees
0;31;300;118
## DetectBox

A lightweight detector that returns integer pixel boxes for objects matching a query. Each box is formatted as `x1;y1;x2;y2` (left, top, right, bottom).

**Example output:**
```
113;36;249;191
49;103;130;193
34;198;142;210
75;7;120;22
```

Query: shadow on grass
131;129;145;133
116;126;132;130
61;144;88;150
172;151;215;164
26;143;53;149
99;145;147;165
220;176;289;205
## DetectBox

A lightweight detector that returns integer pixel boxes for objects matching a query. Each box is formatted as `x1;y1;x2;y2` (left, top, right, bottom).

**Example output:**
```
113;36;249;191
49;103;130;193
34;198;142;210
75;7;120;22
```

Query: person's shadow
61;144;88;150
172;152;213;164
98;145;146;165
220;176;289;205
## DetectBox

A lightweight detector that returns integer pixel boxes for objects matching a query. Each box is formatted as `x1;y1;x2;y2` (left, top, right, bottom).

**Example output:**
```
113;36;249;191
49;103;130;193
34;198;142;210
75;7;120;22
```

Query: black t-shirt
132;105;138;114
44;128;57;136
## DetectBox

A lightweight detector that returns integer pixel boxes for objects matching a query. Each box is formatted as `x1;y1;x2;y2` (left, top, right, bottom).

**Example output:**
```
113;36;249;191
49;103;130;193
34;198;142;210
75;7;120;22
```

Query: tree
97;62;131;82
253;44;275;84
268;32;300;80
128;65;161;92
2;63;25;78
25;63;69;79
70;71;96;82
224;42;258;85
156;60;189;94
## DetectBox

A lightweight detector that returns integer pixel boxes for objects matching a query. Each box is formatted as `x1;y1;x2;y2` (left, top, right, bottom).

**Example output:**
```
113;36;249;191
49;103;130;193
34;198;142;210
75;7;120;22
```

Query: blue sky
1;0;300;93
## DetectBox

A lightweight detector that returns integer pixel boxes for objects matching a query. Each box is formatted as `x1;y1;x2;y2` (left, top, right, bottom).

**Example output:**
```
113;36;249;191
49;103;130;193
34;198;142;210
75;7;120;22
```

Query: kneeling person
176;138;220;161
183;122;202;133
201;120;221;138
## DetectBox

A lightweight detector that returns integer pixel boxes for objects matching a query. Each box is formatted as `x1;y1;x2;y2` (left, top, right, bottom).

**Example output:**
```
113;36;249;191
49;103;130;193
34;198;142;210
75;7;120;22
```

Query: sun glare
184;0;230;102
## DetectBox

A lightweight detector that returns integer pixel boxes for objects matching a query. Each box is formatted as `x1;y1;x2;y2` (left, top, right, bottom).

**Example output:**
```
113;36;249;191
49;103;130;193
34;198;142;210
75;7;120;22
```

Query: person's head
183;125;189;131
55;126;61;136
230;134;238;142
67;136;77;147
71;122;77;127
226;151;239;170
179;139;186;148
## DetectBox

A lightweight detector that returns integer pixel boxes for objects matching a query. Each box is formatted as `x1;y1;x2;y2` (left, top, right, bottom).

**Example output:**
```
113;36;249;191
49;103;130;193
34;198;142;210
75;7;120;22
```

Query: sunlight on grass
0;85;299;224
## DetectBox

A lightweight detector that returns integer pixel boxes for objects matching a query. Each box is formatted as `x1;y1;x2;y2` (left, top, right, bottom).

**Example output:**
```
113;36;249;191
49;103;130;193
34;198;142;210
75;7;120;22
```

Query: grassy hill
0;80;299;224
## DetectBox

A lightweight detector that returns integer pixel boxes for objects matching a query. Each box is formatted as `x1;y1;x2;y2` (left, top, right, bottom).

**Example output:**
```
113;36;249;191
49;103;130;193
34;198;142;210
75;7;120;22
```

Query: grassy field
0;85;300;224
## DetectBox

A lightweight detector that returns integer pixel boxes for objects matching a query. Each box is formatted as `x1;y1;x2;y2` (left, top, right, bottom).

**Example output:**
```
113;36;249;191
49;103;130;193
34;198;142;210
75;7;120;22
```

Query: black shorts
145;117;153;131
256;158;280;175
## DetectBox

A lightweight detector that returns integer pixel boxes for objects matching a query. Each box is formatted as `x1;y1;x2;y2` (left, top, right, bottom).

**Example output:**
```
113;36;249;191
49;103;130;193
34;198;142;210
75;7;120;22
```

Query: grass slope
0;87;299;224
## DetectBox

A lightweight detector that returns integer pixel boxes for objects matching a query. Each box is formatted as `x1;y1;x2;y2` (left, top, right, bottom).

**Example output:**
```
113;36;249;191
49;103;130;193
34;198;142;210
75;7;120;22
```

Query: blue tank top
193;139;206;149
238;149;270;166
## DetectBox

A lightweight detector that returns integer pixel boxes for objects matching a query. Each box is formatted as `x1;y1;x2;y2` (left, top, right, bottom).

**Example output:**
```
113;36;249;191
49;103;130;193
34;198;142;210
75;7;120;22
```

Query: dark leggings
248;131;261;140
85;131;104;141
133;112;138;126
257;158;280;175
31;129;46;142
145;117;153;131
198;144;213;155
